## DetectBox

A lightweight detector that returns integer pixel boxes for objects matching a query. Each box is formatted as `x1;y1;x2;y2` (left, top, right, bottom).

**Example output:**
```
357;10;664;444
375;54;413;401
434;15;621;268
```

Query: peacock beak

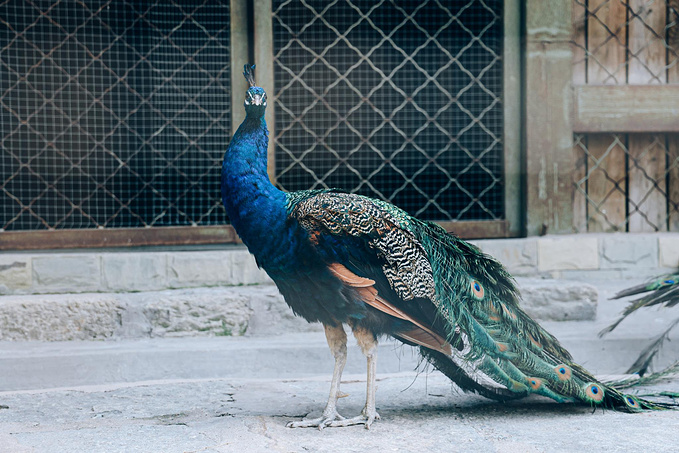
251;95;264;106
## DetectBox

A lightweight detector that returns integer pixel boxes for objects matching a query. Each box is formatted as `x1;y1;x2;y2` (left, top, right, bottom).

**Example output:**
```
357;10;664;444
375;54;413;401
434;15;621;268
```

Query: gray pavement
1;278;679;452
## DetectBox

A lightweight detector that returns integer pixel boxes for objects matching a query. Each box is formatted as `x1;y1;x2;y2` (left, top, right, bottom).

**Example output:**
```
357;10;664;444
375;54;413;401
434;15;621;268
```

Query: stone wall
2;233;677;296
0;247;272;295
474;233;678;280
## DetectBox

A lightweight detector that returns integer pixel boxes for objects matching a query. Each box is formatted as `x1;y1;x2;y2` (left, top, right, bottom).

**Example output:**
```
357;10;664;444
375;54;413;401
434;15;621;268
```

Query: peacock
221;65;675;430
601;274;679;376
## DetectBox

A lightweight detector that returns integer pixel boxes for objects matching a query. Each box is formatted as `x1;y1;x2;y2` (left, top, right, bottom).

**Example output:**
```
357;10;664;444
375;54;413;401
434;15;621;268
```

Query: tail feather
411;220;677;411
601;274;679;374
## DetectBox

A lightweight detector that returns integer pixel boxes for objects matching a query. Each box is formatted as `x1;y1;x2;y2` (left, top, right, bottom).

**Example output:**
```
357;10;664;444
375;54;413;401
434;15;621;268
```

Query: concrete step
0;278;599;341
2;318;678;393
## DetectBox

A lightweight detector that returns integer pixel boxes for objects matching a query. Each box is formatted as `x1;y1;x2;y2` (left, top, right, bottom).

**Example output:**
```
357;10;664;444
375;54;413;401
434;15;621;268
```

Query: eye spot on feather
664;279;675;285
470;280;484;300
584;383;605;402
624;395;640;409
554;364;572;381
527;377;542;390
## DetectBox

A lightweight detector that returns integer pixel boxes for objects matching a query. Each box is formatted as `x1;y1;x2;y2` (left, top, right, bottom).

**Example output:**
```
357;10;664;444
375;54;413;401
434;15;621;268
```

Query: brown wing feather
329;262;451;355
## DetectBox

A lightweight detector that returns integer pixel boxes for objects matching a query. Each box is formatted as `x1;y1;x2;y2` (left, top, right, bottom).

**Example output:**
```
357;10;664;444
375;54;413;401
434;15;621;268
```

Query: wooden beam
230;0;250;135
437;220;512;239
0;226;241;251
573;85;679;132
503;0;522;237
253;0;276;184
0;220;512;251
524;0;574;236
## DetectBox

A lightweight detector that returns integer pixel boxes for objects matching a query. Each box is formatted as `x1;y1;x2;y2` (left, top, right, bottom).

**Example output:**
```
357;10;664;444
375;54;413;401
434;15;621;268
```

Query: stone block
537;236;599;271
139;288;253;337
103;253;167;292
658;235;679;268
0;294;122;341
516;278;597;321
0;287;258;340
168;251;232;287
0;255;32;293
472;238;538;275
245;285;322;336
230;250;272;285
32;255;101;293
599;234;658;269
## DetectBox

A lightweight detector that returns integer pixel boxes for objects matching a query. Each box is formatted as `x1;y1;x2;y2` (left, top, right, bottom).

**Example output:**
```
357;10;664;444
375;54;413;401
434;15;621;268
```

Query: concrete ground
1;279;679;452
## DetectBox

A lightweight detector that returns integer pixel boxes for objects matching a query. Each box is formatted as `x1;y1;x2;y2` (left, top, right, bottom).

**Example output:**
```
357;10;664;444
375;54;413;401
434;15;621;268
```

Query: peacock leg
328;325;381;429
287;323;348;429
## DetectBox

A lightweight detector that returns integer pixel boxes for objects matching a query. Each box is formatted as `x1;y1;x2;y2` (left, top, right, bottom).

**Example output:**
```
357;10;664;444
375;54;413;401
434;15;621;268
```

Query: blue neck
221;115;288;261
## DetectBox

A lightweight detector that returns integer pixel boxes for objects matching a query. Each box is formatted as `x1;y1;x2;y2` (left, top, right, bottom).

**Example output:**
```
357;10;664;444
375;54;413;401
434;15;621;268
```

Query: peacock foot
326;407;380;430
286;407;346;430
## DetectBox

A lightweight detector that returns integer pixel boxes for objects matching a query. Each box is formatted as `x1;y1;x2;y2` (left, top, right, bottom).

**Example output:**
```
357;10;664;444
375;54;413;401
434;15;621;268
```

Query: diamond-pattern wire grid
572;0;679;233
574;133;679;232
0;0;231;231
272;0;504;221
572;0;679;84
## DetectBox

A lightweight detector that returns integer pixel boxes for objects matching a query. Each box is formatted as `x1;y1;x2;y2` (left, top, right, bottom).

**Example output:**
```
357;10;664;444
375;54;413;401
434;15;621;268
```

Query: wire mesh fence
272;0;505;221
1;0;231;231
574;133;679;232
572;0;679;85
572;0;679;232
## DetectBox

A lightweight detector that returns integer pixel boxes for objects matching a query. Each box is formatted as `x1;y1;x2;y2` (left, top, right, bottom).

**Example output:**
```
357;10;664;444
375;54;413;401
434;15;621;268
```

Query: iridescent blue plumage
222;65;676;429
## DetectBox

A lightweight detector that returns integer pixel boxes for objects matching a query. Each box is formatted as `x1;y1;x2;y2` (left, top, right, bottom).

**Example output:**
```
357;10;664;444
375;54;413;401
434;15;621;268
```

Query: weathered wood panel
628;0;666;84
573;135;588;233
573;85;679;132
524;0;574;236
587;0;627;84
628;0;667;231
571;1;587;232
584;1;627;232
628;134;668;231
670;5;679;231
572;0;587;84
586;134;627;232
670;134;679;230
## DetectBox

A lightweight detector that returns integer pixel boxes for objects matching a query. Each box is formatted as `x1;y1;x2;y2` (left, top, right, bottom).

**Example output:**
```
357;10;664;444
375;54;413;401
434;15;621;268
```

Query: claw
287;407;380;429
326;407;380;429
286;409;346;429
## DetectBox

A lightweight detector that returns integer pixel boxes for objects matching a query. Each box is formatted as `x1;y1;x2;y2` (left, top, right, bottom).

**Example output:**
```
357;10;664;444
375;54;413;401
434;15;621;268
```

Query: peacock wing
288;191;660;409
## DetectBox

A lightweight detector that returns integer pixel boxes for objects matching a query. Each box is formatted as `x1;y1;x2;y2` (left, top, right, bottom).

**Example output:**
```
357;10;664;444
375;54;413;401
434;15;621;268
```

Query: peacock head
243;64;267;118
